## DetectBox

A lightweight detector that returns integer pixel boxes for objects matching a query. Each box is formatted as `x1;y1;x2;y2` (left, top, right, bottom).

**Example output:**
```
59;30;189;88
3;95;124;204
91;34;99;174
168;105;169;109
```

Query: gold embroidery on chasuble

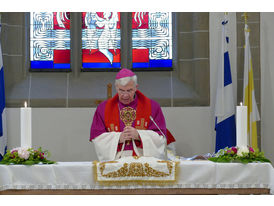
135;118;147;129
108;124;119;132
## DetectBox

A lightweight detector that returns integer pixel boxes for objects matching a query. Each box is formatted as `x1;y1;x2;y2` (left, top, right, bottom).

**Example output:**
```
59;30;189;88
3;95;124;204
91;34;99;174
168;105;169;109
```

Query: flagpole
243;12;248;25
242;13;250;33
242;12;251;146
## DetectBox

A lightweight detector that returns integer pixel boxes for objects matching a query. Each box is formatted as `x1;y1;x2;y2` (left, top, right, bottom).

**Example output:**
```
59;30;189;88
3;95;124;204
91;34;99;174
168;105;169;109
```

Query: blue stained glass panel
82;62;121;68
31;61;54;69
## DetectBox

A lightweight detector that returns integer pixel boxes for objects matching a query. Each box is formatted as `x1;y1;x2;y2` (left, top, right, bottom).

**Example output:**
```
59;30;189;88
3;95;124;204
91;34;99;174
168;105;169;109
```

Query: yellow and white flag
243;24;260;149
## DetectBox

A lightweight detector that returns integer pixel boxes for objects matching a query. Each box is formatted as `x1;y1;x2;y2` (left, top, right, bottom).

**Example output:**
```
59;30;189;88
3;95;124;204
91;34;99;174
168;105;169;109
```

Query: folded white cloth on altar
93;156;179;185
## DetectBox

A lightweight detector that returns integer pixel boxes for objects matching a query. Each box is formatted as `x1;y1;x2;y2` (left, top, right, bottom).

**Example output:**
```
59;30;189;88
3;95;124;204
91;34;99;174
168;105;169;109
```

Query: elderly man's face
116;80;138;105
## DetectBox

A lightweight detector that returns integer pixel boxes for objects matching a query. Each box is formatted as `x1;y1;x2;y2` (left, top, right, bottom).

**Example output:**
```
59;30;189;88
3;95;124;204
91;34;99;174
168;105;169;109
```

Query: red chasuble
104;90;151;132
104;90;151;154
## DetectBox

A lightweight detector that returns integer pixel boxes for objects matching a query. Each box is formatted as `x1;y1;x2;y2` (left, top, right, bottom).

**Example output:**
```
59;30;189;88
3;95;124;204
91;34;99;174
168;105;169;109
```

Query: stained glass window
82;12;121;69
30;12;71;70
30;12;172;71
132;12;172;69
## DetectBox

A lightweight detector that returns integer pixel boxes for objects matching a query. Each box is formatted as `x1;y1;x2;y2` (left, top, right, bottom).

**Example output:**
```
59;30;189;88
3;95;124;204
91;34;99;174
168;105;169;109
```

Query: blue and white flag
0;23;7;161
214;16;236;152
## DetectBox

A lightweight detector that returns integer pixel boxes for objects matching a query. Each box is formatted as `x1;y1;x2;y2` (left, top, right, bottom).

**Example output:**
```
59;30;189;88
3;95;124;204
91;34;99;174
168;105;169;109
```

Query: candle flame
240;102;243;106
24;101;27;108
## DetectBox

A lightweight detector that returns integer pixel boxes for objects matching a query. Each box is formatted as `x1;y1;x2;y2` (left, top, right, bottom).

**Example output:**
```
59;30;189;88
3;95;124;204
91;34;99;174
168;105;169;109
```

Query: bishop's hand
119;126;140;143
119;131;131;143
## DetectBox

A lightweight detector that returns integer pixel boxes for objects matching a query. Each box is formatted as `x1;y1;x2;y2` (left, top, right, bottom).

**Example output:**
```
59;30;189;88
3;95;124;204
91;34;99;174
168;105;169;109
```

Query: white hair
115;75;138;86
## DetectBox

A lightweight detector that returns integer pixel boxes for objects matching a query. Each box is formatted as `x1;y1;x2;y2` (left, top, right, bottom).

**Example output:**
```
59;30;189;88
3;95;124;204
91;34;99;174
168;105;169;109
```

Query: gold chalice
120;107;136;145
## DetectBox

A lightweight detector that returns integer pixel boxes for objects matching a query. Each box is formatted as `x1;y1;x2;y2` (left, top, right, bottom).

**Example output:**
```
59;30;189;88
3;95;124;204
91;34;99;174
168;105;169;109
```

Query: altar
0;160;273;195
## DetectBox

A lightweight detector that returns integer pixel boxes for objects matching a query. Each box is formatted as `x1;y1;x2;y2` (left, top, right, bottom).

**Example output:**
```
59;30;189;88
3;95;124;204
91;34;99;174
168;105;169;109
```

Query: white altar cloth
0;161;274;194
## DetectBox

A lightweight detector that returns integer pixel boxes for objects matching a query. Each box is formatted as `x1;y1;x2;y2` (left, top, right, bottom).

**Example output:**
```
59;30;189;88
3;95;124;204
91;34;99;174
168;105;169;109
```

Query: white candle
236;102;248;147
20;101;32;148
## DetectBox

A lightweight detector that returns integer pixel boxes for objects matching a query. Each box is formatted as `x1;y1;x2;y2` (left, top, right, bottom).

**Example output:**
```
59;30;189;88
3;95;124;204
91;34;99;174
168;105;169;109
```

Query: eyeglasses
118;88;135;95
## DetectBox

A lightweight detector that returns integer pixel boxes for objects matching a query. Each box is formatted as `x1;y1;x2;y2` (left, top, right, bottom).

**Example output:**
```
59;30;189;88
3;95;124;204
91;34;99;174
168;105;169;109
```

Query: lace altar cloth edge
0;160;273;194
